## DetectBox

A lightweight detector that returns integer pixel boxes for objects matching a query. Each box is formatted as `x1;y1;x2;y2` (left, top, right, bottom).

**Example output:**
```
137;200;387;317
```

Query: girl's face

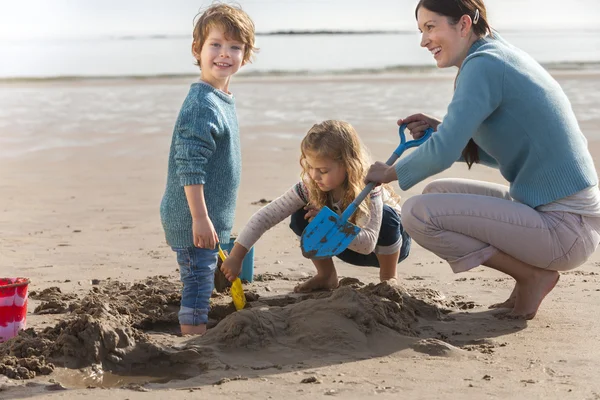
417;7;471;68
304;152;347;193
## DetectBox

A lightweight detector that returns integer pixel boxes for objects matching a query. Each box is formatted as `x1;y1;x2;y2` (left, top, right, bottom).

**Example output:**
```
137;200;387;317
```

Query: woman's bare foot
180;324;207;336
509;270;560;320
294;272;339;293
489;283;517;309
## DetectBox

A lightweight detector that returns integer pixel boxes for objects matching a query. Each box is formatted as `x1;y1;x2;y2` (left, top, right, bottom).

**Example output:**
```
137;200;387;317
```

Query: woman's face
417;7;470;68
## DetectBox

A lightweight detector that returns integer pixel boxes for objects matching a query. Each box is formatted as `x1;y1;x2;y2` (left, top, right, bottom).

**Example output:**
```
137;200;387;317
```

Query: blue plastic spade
300;124;433;259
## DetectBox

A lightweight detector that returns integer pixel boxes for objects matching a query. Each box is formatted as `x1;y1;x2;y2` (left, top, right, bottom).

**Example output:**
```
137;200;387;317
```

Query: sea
1;30;600;159
1;30;599;80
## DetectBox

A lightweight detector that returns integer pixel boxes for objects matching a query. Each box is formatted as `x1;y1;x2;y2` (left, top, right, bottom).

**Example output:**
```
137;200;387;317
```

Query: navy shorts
289;204;411;267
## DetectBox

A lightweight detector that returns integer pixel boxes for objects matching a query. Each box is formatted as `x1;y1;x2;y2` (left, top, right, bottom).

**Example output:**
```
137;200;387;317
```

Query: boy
160;4;257;335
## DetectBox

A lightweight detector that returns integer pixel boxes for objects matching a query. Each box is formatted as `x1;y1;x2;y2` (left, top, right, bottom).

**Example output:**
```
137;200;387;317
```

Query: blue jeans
289;204;411;267
171;246;218;326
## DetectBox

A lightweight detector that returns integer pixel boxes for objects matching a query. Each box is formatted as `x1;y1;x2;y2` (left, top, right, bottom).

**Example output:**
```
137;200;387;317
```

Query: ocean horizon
2;29;600;81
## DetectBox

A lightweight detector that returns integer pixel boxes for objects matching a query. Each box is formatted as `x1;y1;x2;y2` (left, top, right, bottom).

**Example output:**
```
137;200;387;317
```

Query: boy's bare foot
294;272;339;293
509;270;559;320
489;283;517;309
180;324;207;336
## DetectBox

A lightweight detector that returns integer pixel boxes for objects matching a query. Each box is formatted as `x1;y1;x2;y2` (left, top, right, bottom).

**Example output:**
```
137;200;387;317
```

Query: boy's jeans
172;246;218;325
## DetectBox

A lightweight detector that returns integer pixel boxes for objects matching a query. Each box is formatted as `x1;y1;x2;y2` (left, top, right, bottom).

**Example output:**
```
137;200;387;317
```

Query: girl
366;0;600;319
220;120;411;292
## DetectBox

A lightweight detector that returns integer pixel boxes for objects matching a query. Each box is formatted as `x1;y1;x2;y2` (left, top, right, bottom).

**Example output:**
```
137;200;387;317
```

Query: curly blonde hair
192;3;258;68
299;121;372;225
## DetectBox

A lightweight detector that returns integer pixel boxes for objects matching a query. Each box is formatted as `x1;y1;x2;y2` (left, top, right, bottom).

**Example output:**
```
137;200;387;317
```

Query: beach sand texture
1;71;600;398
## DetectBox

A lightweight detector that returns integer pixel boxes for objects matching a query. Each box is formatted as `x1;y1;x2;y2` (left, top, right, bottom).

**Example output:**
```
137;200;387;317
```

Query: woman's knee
400;196;422;235
422;178;455;194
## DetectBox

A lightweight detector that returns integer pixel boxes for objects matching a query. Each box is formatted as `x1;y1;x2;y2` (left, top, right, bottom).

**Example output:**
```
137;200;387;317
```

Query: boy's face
194;25;246;90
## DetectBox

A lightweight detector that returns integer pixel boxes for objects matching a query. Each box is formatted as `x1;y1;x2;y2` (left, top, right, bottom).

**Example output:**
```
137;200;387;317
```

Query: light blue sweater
160;82;241;247
395;34;598;208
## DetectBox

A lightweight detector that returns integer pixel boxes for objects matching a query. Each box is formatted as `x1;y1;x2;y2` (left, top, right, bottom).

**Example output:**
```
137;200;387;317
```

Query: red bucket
0;278;29;342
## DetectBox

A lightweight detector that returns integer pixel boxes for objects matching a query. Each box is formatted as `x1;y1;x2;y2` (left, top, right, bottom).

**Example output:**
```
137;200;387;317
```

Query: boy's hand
192;215;219;249
220;256;243;282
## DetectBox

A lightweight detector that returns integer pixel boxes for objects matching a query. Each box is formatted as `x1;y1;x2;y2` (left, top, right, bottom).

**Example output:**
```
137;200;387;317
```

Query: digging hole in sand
0;275;454;388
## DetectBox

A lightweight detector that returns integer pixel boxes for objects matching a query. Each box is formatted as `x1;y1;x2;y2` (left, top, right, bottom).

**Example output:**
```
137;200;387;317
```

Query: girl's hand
366;161;397;184
398;113;441;139
192;215;219;249
304;204;321;222
221;256;243;282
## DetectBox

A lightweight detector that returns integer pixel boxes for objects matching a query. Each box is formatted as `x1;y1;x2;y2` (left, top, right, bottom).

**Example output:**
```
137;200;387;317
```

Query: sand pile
194;280;450;362
0;276;211;380
0;276;453;382
30;286;78;314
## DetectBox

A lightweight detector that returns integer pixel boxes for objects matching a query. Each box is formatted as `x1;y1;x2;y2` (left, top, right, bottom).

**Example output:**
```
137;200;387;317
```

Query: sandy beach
2;71;600;399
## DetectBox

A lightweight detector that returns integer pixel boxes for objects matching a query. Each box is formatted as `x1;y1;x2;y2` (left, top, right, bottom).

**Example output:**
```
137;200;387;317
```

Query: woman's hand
366;161;397;184
399;113;441;139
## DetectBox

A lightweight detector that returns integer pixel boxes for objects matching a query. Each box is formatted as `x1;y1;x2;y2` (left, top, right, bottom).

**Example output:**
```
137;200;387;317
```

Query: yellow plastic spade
218;245;247;311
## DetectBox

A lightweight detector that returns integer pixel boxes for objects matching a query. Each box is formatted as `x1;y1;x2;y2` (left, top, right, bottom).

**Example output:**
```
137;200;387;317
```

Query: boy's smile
193;25;245;92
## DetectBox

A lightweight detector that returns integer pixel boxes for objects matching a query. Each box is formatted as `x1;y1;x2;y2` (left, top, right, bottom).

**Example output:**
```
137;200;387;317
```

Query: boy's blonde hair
299;121;372;225
192;3;258;68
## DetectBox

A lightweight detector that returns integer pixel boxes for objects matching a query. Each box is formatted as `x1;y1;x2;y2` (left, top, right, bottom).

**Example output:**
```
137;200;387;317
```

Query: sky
0;0;599;39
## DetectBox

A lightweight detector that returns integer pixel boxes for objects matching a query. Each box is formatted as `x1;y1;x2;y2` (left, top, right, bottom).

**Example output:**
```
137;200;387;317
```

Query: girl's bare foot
382;277;399;286
294;272;339;293
509;270;560;320
181;324;207;336
489;283;517;309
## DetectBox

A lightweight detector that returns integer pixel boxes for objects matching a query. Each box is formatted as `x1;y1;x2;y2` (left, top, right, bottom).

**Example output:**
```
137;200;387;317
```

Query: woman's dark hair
415;0;491;37
416;0;492;168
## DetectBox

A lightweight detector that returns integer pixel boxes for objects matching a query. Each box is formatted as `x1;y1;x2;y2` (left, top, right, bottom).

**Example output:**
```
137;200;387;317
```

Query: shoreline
2;61;600;85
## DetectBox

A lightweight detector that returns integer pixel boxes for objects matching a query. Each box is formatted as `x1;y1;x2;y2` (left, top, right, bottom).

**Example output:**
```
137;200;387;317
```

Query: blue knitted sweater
160;82;241;247
394;34;598;208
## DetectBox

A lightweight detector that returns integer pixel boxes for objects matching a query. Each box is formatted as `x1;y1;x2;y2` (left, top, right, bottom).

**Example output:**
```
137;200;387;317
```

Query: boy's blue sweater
160;82;240;247
395;34;597;208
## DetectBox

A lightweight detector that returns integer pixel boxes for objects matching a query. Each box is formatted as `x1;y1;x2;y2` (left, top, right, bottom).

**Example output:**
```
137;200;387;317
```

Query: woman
366;0;600;319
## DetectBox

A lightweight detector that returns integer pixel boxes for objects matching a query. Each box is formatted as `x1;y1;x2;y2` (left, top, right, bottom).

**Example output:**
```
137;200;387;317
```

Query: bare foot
382;277;399;286
294;272;338;293
493;310;526;320
489;283;517;309
180;324;207;336
509;271;560;320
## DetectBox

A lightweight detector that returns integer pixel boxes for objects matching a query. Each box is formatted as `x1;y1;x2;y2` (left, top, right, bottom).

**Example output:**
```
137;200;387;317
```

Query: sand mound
0;276;209;380
195;281;448;361
30;286;78;315
1;276;455;383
